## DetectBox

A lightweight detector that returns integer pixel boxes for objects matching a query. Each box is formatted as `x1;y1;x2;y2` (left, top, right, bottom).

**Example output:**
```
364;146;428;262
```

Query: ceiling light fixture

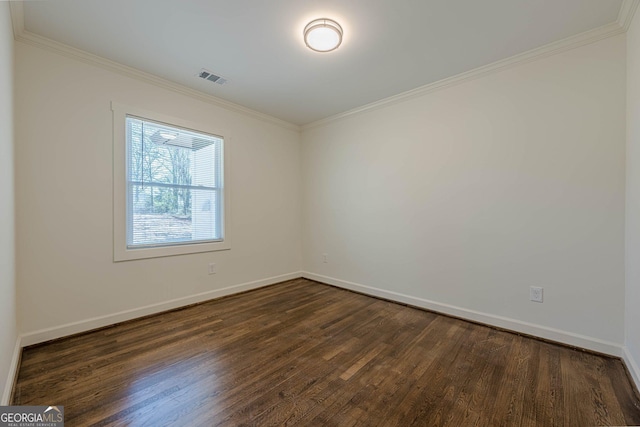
304;18;343;52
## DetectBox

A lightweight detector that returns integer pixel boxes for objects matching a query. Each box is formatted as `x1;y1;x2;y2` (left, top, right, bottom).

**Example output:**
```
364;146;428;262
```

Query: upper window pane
126;116;224;249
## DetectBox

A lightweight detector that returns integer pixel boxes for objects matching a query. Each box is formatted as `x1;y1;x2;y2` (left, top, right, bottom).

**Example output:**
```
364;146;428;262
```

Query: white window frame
112;102;231;261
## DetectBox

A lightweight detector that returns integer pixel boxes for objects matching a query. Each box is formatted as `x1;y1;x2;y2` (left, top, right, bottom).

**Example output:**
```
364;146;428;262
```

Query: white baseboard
302;272;623;357
2;336;22;405
622;346;640;393
11;271;634;400
13;270;627;357
21;272;302;347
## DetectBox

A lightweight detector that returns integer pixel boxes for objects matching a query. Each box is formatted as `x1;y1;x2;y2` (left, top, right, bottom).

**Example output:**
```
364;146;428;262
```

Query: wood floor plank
12;278;640;426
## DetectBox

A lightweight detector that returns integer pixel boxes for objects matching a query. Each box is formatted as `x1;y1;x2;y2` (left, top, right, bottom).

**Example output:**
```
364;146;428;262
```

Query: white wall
302;35;626;353
0;2;17;404
626;9;640;389
8;5;635;389
15;42;301;340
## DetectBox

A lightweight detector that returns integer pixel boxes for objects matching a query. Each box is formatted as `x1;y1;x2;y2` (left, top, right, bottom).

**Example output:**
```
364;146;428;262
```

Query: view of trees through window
126;117;222;248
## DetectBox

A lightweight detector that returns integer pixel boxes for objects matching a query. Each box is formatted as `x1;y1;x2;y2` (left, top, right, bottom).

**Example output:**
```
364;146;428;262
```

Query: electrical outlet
322;253;328;263
208;263;217;275
530;286;543;303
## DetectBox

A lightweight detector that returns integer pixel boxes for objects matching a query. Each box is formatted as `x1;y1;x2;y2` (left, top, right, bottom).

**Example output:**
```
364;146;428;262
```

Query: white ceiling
20;0;624;126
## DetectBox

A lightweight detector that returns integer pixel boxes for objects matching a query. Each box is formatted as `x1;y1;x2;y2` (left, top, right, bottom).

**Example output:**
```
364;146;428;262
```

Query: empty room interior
2;0;640;425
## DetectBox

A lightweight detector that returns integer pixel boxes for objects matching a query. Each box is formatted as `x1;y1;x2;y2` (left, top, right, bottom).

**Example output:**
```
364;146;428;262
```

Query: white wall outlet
322;253;328;263
208;263;217;275
530;286;543;303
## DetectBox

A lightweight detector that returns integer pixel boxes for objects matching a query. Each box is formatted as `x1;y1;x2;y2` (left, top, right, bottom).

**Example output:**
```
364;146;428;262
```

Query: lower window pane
128;184;219;247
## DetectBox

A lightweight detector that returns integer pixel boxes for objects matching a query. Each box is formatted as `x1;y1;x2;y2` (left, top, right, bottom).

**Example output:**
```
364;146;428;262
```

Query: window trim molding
112;102;231;261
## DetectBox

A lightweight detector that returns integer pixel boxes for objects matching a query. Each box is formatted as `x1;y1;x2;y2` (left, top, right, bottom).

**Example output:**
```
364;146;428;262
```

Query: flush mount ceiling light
304;18;343;52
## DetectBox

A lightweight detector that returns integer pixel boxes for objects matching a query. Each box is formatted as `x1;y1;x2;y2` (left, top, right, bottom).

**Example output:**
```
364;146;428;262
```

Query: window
113;103;230;261
126;116;223;248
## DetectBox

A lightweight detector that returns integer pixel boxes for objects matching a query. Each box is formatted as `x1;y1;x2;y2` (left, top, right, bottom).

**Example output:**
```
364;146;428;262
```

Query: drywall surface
0;2;17;404
626;9;640;388
15;42;302;336
302;35;626;347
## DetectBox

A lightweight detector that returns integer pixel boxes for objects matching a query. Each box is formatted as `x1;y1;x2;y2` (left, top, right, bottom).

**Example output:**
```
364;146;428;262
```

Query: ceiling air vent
198;69;227;85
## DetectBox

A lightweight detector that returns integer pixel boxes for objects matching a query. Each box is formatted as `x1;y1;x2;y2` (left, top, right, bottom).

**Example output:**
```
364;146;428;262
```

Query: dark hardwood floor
12;278;640;426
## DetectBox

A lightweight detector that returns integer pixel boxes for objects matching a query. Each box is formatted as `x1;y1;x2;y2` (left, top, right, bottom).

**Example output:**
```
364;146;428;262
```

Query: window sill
114;239;231;262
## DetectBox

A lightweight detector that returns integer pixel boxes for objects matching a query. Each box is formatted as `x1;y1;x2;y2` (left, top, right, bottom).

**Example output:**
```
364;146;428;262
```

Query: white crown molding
617;0;640;31
9;1;635;131
303;20;627;131
8;2;299;132
8;1;24;40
